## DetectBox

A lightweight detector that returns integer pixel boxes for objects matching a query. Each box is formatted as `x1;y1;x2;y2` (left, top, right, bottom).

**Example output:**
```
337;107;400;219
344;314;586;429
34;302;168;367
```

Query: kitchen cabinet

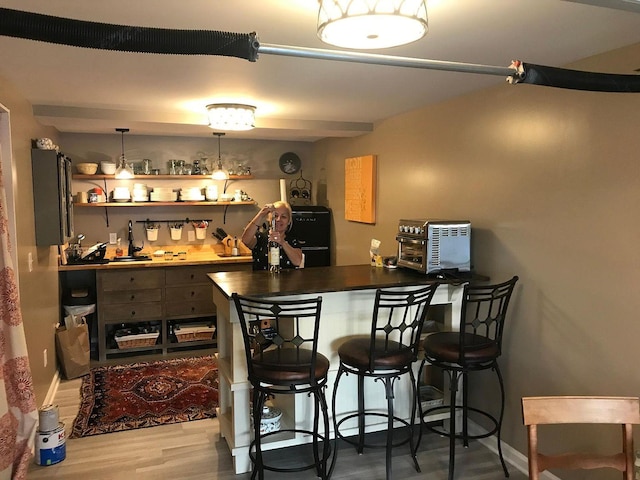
31;149;74;245
95;263;250;363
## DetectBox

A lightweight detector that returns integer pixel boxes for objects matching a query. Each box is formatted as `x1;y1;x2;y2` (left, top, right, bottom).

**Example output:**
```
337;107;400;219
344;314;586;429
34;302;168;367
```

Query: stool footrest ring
249;428;332;474
422;405;499;440
335;411;415;450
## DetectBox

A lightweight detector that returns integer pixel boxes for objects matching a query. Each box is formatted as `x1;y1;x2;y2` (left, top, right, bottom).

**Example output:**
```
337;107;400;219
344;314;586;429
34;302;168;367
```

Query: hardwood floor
28;378;528;480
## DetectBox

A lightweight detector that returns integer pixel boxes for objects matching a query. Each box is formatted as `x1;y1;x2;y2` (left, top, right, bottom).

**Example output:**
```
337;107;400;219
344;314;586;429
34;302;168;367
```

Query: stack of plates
179;187;205;202
132;183;149;202
150;187;178;202
112;187;130;203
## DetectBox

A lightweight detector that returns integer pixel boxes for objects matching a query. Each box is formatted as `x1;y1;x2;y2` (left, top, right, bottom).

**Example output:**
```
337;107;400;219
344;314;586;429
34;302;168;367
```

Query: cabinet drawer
165;285;212;303
99;269;164;291
165;265;216;286
165;300;215;318
102;302;163;322
102;288;162;305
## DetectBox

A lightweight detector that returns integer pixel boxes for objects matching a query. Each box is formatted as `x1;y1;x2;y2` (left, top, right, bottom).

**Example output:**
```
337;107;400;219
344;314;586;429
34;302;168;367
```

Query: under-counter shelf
73;174;253;180
74;200;256;207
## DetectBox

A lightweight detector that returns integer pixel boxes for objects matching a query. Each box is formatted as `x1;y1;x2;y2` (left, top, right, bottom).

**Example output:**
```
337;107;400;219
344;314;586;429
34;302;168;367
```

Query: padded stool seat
331;284;438;480
233;293;334;480
419;276;518;480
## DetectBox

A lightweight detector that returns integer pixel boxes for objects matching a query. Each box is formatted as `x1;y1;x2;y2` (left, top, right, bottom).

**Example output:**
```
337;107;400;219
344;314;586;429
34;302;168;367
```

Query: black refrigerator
290;206;331;267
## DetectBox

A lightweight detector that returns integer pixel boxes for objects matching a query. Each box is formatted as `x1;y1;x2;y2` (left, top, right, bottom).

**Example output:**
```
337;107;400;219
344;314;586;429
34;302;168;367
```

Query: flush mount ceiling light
317;0;428;49
211;132;229;180
114;127;134;179
206;103;256;131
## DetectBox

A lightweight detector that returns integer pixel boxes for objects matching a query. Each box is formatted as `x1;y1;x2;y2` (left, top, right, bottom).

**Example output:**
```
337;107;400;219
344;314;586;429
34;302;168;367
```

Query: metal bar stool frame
331;284;439;480
418;276;519;480
232;293;334;480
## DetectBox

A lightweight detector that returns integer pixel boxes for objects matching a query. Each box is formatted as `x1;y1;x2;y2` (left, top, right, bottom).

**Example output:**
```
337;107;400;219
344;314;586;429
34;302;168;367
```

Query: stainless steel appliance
396;219;471;274
290;206;331;267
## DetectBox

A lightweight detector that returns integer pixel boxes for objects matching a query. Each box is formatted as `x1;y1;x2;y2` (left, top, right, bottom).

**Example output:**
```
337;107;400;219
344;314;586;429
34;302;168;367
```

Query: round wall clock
279;152;301;174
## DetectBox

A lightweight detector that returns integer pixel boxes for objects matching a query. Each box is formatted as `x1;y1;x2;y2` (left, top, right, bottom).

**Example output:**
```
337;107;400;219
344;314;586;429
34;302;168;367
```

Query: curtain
0;150;38;479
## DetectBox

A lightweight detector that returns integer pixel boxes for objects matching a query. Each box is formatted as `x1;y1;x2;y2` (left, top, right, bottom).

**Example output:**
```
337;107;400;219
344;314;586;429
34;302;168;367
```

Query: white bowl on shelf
100;162;117;175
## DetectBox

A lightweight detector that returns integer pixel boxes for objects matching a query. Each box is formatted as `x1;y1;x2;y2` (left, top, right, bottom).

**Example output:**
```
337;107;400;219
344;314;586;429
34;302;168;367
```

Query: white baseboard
468;420;562;480
42;368;61;407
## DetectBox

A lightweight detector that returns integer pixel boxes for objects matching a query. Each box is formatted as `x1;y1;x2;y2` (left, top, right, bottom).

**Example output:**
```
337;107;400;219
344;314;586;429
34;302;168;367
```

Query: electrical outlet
28;252;33;272
43;349;47;368
109;233;118;244
188;231;195;242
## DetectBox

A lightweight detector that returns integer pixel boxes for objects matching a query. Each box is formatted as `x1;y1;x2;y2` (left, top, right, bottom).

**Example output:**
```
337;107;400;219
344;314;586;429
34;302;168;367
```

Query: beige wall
313;43;640;477
0;75;61;405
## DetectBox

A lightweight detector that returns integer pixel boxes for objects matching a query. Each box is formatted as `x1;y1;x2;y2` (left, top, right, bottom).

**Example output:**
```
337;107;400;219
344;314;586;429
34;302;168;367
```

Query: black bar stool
331;284;438;480
232;293;333;480
419;276;519;480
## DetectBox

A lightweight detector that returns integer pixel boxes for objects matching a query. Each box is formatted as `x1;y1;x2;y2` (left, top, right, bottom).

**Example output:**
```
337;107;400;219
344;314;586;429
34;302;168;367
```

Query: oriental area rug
71;355;218;438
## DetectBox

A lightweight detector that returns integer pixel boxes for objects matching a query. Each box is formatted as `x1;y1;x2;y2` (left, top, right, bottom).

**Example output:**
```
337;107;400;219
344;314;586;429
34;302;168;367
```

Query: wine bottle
268;218;281;273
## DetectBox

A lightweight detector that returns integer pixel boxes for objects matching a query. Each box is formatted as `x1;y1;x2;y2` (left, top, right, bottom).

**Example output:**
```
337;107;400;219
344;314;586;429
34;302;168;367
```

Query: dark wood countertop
208;264;445;299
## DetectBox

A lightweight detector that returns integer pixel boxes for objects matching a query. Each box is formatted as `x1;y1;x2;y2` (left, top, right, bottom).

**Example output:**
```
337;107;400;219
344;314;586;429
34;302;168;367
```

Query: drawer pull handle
191;307;196;312
190;274;195;279
130;277;135;282
131;311;136;316
191;291;195;297
130;295;135;300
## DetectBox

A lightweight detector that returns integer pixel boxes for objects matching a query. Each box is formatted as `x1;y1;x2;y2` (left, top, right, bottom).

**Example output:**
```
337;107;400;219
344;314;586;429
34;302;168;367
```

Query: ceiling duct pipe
2;7;640;92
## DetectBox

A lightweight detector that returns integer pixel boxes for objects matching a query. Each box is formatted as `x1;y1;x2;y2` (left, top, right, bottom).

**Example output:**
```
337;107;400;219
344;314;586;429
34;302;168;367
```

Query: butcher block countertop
59;244;252;271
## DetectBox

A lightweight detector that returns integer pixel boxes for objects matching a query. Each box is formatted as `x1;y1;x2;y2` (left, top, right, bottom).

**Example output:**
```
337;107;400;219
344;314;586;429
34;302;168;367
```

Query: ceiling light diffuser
317;0;428;49
206;103;256;131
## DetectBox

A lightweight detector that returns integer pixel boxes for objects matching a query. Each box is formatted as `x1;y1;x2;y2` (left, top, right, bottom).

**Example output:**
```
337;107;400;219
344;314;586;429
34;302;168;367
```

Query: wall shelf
74;201;256;207
73;174;253;180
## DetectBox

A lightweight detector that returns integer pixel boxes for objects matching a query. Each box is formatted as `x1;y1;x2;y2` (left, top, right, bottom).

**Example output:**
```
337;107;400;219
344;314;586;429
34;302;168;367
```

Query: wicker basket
175;325;216;343
115;332;159;349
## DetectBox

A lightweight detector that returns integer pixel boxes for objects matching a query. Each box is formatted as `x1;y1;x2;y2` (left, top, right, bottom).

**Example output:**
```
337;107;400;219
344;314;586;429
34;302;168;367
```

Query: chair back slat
522;396;640;480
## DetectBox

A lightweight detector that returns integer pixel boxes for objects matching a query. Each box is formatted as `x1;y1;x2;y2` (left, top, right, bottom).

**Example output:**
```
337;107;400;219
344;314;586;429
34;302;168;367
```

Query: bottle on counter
115;238;123;257
268;218;280;273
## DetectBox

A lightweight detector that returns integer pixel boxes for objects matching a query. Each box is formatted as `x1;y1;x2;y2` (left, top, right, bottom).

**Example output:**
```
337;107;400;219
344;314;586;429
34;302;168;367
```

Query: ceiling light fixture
206;103;256;131
317;0;428;50
114;128;134;179
211;132;229;180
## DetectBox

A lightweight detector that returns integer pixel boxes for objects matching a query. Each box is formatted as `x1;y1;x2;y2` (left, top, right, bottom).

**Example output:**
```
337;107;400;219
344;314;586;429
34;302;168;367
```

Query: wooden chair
521;396;640;480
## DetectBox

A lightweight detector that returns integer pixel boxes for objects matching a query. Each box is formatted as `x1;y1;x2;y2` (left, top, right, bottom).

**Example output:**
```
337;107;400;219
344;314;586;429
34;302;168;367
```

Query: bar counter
208;264;443;299
208;264;466;474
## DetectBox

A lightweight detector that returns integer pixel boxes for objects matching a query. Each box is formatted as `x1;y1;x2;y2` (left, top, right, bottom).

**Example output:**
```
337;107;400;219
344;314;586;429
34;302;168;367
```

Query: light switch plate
109;233;117;244
188;231;195;242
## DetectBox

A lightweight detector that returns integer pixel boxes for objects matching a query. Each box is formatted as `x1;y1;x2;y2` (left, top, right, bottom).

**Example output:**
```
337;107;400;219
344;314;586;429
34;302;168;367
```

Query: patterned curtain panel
0;151;38;479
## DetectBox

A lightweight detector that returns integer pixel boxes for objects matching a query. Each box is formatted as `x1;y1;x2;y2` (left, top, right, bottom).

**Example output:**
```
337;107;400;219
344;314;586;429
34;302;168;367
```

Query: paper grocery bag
55;321;90;379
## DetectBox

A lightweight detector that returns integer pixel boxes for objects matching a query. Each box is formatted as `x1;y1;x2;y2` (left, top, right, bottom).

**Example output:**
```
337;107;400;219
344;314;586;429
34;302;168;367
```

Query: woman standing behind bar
241;201;304;270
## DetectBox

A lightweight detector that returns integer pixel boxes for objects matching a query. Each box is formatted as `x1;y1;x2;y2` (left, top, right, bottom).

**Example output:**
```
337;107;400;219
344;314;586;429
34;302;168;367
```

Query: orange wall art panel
344;154;376;224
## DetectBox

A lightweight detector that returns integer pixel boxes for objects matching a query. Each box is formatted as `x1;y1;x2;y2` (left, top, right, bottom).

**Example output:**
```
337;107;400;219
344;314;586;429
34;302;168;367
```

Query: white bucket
38;404;59;432
35;423;66;466
195;226;207;240
170;227;182;240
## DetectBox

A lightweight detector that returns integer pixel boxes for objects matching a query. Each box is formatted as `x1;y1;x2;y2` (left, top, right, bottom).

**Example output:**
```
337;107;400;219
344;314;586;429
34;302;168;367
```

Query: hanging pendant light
114;128;134;179
211;132;229;180
206;103;256;131
317;0;428;50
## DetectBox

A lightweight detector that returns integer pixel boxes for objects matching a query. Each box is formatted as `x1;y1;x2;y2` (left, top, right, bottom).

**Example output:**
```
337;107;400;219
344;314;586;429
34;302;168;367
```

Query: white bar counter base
208;265;465;474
